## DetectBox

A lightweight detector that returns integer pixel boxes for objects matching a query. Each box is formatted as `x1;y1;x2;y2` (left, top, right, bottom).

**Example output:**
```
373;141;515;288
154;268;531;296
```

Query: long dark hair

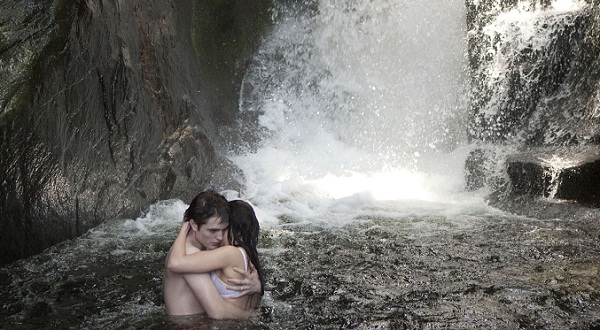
227;200;265;295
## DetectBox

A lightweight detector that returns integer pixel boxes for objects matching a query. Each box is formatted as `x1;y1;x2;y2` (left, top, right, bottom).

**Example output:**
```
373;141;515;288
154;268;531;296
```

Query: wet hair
227;200;265;295
184;190;229;226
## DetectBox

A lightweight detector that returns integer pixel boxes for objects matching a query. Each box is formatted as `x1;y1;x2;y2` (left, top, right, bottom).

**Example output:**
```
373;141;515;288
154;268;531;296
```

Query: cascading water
225;0;479;225
2;0;600;329
468;0;593;144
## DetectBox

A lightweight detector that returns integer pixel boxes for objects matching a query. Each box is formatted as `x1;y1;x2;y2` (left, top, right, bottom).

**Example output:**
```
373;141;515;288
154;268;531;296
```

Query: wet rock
506;146;600;206
465;0;600;145
464;147;509;192
464;1;600;217
0;0;272;265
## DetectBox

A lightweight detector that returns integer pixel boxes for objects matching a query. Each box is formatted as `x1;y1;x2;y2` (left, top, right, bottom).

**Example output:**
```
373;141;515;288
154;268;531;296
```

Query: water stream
2;0;600;329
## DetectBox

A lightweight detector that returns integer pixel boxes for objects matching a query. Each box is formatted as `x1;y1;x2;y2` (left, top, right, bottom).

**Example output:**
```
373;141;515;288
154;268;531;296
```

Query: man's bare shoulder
218;245;243;253
187;245;202;254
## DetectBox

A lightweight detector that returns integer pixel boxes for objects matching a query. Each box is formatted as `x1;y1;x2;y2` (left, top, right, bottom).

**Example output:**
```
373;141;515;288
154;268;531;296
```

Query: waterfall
223;0;474;224
468;0;593;145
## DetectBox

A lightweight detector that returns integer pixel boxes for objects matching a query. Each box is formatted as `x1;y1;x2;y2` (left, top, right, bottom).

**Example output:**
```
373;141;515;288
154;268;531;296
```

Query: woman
165;194;264;316
225;199;265;307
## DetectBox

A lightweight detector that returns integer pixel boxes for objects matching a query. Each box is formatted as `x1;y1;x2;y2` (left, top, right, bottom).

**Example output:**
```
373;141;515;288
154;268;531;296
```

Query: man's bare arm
166;221;191;271
182;272;254;319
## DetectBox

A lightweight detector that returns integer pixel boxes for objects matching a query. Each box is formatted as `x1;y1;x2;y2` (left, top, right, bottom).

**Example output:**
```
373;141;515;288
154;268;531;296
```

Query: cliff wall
0;0;271;264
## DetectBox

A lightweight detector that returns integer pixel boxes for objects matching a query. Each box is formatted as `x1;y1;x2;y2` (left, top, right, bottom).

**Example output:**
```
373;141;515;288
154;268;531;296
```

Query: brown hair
184;190;229;225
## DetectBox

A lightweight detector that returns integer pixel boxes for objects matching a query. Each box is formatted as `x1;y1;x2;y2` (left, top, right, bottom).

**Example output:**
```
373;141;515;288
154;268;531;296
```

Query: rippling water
2;198;600;329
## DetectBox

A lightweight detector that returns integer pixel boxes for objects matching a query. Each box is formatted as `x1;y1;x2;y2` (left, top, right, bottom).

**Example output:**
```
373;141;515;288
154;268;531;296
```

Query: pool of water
2;199;600;329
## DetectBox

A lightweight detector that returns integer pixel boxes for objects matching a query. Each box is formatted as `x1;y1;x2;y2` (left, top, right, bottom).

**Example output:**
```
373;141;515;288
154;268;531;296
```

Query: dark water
2;199;600;329
260;212;600;329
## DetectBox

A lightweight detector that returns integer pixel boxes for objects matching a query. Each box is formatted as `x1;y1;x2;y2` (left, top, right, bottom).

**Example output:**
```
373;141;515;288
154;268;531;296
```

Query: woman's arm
245;293;262;310
168;221;263;297
166;221;233;273
182;272;254;319
167;220;191;269
226;265;263;298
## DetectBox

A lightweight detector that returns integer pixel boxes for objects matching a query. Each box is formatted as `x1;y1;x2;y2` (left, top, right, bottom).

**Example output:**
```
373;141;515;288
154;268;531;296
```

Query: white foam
227;0;498;227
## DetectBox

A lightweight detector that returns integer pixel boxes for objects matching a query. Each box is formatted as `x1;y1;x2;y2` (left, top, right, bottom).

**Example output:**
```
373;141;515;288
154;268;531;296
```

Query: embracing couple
163;190;265;319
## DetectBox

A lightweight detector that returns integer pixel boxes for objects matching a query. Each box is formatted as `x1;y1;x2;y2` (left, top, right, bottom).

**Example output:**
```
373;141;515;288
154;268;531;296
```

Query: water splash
228;0;474;224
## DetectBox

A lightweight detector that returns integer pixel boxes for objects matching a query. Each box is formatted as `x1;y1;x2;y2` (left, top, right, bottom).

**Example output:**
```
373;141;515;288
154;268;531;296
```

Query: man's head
184;190;229;250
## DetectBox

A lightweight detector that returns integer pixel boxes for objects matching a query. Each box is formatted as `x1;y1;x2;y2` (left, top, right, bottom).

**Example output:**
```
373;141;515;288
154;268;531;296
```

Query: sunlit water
2;0;600;329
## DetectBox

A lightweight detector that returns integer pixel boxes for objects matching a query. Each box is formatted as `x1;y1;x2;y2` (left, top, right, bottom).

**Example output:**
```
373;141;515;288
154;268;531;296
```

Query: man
163;190;262;318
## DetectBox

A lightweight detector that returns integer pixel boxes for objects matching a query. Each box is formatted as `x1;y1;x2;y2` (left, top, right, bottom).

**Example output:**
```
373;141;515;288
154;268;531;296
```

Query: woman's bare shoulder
219;246;247;273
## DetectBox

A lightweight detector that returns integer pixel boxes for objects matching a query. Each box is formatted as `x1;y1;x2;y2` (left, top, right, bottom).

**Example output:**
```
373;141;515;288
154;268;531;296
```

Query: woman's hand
226;262;262;298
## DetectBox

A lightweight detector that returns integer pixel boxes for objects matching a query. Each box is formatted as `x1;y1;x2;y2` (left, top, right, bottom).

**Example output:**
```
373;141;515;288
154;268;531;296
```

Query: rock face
464;0;600;211
466;0;600;146
0;0;270;265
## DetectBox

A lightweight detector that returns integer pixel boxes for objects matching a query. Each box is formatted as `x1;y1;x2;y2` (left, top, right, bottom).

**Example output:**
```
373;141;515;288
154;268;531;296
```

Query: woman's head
227;200;259;248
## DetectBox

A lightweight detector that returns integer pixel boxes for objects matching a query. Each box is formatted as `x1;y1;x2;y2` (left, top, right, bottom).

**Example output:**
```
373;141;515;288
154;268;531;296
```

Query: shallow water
2;198;600;329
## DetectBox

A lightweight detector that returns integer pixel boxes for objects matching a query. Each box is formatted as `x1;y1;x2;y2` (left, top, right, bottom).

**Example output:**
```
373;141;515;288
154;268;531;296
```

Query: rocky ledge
507;146;600;206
